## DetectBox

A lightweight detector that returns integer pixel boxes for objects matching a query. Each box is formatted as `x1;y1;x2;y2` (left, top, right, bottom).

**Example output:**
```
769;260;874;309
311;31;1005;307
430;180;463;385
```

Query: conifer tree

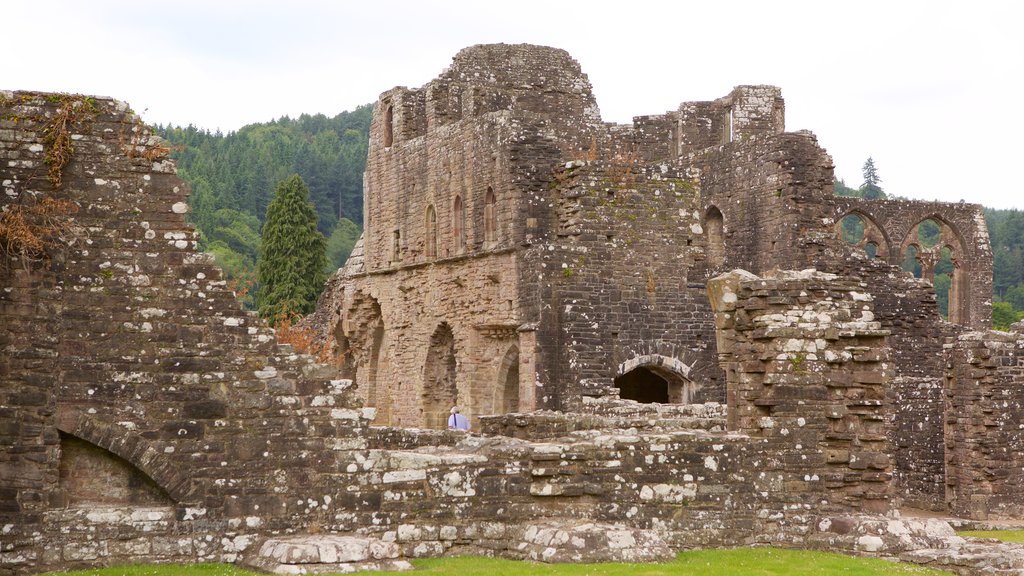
860;157;885;200
257;174;327;322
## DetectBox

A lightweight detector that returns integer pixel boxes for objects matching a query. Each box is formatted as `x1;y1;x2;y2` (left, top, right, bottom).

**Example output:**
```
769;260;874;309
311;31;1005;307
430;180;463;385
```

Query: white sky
5;0;1022;209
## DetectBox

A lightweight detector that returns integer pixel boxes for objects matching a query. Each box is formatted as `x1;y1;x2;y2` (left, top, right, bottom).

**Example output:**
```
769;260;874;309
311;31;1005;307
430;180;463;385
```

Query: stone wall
946;330;1024;519
708;269;894;516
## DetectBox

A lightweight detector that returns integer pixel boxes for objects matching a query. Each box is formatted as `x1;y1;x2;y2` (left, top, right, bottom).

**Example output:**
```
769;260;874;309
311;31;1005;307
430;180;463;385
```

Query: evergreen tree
257;175;327;322
860;157;885;200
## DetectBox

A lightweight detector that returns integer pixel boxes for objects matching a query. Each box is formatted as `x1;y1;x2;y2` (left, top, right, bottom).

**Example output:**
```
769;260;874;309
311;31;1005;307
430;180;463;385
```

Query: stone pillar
708;269;894;515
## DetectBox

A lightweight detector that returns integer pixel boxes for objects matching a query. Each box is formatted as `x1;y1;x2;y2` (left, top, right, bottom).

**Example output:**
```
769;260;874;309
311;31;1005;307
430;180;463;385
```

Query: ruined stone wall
0;91;375;572
689;131;836;278
830;197;992;330
526;161;723;407
946;330;1024;519
708;269;894;516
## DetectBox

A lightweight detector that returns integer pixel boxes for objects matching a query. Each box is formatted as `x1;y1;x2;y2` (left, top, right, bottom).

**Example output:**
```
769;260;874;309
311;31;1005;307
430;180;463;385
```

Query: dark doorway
615;367;670;403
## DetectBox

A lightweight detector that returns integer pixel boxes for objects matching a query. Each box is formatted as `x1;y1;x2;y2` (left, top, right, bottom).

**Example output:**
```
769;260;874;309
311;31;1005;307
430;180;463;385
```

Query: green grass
42;549;954;576
958;529;1024;543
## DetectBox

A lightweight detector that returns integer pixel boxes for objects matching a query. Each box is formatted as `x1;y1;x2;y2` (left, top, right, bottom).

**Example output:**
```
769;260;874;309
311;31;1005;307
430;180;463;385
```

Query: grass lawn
957;529;1024;543
41;548;954;576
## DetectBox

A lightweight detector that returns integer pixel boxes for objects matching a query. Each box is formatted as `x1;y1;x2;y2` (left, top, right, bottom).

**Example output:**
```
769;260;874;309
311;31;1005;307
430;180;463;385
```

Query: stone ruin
2;44;1023;575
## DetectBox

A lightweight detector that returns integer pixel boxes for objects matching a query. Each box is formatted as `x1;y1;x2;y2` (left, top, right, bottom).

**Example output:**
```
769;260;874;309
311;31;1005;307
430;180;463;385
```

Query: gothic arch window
484;186;497;245
453;195;465;253
383;104;394;147
425;204;437;258
705;206;725;267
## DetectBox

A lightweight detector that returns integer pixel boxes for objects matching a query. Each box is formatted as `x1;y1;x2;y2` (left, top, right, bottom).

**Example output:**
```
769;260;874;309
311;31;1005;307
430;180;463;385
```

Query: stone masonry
1;44;1023;575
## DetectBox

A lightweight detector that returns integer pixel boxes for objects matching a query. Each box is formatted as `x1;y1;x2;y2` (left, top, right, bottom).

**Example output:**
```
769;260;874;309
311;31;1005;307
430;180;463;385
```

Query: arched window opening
423;323;458;429
705;206;725;268
902;244;922;278
900;216;970;326
497;345;519;413
425;205;437;258
453;195;465;253
835;211;890;258
615;366;693;404
383;105;394;147
864;242;878;259
484;186;497;245
349;295;386;422
839;214;866;245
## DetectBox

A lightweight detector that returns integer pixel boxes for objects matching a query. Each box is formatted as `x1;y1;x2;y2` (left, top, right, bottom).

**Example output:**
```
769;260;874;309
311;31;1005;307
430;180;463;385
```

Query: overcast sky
5;0;1022;209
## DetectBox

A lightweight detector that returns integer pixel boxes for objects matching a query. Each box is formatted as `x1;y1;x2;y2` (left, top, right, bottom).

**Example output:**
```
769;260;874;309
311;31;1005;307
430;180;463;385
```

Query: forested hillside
156;106;371;306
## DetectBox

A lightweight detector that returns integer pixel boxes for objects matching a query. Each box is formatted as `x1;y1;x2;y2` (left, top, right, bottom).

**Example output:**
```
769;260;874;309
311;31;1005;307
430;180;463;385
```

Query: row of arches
399;187;498;263
836;211;968;323
338;299;519;428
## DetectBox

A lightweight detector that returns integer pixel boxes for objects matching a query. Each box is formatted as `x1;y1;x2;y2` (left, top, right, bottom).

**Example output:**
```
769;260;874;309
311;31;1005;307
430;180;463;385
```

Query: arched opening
835;211;889;258
425;204;437;258
453;195;465;253
900;216;969;325
58;433;174;507
383;104;394;147
705;206;725;268
615;367;669;403
615;363;694;404
422;323;458;429
902;244;923;278
348;294;386;419
497;345;519;413
484;186;497;245
839;213;866;245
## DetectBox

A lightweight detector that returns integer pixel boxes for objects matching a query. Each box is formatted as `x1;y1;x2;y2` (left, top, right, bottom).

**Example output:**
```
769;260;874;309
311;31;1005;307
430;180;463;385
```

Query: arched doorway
345;294;387;421
614;356;695;404
496;345;519;413
422;323;458;429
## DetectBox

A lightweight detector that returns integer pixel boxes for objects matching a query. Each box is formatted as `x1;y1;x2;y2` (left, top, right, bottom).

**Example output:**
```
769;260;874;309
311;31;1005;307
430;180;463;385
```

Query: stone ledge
246;535;411;574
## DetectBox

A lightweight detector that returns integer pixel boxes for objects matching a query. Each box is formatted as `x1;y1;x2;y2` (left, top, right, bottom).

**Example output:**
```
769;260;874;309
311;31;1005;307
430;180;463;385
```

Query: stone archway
900;216;969;325
835;210;891;259
496;345;520;413
422;323;458;429
345;293;386;415
615;355;695;404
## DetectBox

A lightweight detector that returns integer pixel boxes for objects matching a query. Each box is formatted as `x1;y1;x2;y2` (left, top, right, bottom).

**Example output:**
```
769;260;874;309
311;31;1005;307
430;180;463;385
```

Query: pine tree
257;174;327;322
860;157;885;200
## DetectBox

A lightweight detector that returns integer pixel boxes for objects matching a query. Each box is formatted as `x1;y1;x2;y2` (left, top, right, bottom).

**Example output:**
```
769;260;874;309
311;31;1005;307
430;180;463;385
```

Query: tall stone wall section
528;160;723;405
946;329;1024;519
708;270;894;516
